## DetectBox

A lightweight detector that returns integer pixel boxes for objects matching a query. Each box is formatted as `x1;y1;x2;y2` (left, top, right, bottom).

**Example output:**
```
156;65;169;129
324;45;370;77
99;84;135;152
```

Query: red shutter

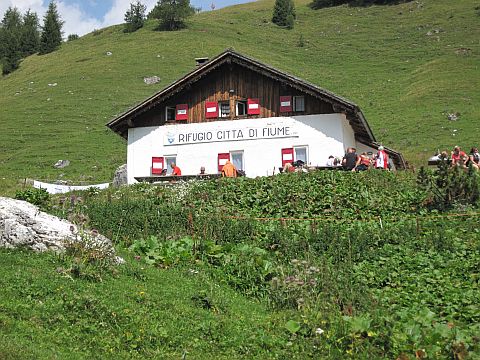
280;96;292;113
218;153;230;172
175;104;188;121
247;98;260;115
205;101;218;119
281;148;294;168
152;157;164;175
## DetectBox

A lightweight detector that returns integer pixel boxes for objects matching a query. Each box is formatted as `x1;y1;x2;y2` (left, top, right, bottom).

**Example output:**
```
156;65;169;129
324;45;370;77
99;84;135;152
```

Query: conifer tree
124;1;147;33
0;7;22;75
272;0;296;28
20;10;40;57
39;1;64;55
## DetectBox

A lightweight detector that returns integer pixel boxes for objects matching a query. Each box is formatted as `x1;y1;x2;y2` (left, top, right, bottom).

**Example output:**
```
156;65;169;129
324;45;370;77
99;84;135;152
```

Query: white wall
127;114;357;183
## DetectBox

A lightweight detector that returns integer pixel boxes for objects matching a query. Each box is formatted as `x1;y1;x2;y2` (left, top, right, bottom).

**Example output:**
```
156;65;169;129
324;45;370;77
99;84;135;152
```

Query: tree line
0;1;63;75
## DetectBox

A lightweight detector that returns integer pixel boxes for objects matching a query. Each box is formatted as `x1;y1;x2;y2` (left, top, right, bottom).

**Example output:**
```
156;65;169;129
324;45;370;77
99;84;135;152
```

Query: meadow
0;0;479;194
1;169;479;359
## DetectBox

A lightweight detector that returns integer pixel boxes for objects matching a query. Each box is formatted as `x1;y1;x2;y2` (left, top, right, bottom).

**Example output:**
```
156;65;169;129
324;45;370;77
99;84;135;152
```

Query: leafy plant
14;187;50;206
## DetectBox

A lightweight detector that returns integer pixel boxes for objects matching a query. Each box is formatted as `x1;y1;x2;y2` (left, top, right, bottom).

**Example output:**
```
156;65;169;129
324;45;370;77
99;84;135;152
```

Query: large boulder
113;164;127;187
0;197;122;262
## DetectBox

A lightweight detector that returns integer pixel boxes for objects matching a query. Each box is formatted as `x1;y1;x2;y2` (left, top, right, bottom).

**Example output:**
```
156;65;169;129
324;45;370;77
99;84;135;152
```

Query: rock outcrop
0;197;122;262
113;164;128;187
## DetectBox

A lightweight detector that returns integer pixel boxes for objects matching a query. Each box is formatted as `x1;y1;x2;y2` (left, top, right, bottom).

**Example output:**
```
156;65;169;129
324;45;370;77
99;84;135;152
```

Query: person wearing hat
375;146;389;169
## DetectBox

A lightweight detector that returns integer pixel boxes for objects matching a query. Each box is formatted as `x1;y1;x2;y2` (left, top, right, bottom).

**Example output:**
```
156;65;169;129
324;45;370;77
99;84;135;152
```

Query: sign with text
164;123;297;146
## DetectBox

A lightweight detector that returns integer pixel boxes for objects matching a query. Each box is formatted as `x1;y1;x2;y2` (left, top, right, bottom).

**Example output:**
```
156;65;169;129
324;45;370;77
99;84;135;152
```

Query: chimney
195;57;209;67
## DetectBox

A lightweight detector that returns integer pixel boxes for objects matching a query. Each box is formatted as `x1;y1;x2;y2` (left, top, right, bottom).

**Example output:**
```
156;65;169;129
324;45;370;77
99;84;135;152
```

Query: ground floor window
165;155;177;174
294;146;308;164
230;151;244;170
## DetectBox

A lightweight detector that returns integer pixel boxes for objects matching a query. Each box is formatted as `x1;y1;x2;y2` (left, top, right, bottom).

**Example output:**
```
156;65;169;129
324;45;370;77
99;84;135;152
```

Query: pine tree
272;0;296;28
39;1;64;55
0;7;22;75
124;1;147;33
149;0;195;31
20;10;40;57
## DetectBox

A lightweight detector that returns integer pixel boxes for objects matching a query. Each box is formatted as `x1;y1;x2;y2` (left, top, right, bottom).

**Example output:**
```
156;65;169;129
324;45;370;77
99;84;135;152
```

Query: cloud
0;0;103;36
102;0;157;27
57;2;103;36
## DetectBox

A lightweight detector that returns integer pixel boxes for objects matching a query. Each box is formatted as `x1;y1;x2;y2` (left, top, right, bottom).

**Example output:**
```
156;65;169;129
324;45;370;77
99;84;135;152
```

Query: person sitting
342;147;358;172
283;162;295;173
170;162;182;176
198;166;206;175
468;147;480;170
221;160;237;177
356;152;371;171
375;146;389;169
451;146;467;167
326;155;335;167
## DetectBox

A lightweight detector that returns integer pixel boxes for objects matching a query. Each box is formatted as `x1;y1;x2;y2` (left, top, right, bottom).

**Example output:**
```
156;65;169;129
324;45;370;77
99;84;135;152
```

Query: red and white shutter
247;98;260;115
281;148;294;168
218;153;230;172
175;104;188;121
205;101;218;119
151;157;164;175
279;96;292;113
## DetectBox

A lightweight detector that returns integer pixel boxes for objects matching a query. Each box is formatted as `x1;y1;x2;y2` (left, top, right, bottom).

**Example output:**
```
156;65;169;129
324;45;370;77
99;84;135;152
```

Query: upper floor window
166;106;175;121
219;101;230;118
236;100;247;116
293;96;305;112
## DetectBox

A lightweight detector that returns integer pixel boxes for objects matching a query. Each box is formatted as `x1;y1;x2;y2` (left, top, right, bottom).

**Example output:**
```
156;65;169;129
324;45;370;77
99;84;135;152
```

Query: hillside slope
0;0;478;194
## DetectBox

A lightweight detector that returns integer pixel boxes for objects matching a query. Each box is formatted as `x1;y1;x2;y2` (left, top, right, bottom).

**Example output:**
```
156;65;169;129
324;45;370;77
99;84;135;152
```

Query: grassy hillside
1;0;479;194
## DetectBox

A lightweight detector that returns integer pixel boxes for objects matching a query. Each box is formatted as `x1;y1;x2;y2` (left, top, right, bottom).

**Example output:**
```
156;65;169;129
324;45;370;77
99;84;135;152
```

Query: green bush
15;187;50;206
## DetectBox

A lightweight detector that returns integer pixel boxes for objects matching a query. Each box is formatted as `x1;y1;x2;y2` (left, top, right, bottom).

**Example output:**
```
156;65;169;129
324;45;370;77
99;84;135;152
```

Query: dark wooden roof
106;49;405;169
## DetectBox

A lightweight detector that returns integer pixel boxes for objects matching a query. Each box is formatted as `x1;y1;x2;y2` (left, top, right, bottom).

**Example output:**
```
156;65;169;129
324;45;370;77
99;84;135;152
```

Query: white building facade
108;50;404;183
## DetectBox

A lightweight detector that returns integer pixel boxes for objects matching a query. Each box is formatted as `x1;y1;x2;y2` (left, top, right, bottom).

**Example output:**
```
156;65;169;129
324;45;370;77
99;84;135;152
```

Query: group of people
339;146;390;172
441;146;480;170
166;160;239;177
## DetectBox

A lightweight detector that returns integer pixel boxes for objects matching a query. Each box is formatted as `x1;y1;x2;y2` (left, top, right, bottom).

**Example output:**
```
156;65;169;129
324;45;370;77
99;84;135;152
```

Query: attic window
166;106;175;121
195;57;209;66
293;96;305;112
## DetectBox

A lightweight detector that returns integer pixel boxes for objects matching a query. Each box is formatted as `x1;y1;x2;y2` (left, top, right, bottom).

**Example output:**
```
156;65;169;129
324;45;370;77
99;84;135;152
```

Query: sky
0;0;252;37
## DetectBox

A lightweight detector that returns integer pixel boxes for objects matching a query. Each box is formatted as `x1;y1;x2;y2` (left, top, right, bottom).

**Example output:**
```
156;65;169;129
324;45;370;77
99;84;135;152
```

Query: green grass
0;249;295;359
1;171;479;358
0;0;479;195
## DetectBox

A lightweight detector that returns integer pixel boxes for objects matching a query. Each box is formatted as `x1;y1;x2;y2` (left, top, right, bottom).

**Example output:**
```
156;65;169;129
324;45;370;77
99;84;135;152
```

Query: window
219;101;230;118
165;156;177;174
166;106;175;121
230;151;244;171
294;146;308;164
236;101;247;116
293;96;305;112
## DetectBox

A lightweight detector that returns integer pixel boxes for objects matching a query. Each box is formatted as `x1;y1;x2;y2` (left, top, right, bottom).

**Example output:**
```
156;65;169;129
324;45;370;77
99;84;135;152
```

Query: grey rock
0;197;122;262
54;160;70;168
143;76;161;85
113;164;127;187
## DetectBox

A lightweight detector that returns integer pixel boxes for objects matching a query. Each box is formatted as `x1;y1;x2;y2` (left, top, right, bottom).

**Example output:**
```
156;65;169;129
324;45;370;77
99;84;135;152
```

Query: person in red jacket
170;162;182;176
375;146;389;169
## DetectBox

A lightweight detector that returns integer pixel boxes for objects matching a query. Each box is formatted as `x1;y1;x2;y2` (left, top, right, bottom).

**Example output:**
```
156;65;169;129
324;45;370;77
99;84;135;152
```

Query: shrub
15;187;50;206
124;1;147;33
272;0;296;28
